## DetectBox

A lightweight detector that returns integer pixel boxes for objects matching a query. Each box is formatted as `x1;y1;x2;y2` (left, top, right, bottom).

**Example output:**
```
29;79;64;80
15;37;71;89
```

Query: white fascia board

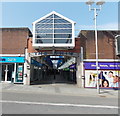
33;23;36;45
33;43;74;47
83;59;120;62
72;23;75;47
0;54;25;56
32;11;75;25
33;44;54;47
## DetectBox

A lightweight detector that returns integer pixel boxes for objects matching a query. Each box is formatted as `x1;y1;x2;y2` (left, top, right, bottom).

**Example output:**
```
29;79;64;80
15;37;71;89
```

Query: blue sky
1;1;118;36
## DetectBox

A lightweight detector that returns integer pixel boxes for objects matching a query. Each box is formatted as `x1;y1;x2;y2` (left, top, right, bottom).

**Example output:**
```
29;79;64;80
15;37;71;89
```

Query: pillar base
76;78;83;88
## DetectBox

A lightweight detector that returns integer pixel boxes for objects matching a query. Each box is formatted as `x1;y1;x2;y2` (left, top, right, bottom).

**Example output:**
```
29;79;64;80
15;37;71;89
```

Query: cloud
1;0;119;2
97;23;118;30
76;22;118;31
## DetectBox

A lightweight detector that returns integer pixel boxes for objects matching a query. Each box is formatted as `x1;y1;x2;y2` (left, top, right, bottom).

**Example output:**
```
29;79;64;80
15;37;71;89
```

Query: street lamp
86;0;105;94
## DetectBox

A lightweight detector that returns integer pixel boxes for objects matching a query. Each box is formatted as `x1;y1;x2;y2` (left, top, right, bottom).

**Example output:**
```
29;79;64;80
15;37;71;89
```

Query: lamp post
86;0;105;94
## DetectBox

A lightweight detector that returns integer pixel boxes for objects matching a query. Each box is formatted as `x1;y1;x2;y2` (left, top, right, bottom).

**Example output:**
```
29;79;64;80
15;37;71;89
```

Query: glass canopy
33;11;75;48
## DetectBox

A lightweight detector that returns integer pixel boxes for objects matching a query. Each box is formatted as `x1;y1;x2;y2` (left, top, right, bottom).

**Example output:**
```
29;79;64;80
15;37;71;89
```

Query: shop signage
30;51;78;57
69;64;76;69
64;68;70;71
31;59;43;67
84;62;120;70
0;57;25;63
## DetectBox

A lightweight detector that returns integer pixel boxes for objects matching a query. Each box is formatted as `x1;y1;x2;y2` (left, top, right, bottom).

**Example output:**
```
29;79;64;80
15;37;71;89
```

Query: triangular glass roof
33;11;75;24
36;14;71;24
46;14;54;18
54;14;61;18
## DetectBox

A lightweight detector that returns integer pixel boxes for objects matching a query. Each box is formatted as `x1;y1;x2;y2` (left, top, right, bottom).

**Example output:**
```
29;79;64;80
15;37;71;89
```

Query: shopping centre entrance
29;55;77;85
23;11;83;87
23;46;83;87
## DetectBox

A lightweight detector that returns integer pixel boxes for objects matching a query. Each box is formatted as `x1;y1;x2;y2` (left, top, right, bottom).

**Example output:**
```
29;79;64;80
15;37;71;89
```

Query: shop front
84;62;120;88
0;56;25;83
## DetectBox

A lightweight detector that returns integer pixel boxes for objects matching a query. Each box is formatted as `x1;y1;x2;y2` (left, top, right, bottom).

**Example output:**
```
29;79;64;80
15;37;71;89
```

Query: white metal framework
32;11;75;49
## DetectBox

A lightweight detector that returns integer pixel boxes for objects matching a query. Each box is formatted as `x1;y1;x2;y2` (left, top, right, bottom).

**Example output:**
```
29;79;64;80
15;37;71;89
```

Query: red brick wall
1;28;32;54
80;30;120;59
2;28;119;60
27;37;83;54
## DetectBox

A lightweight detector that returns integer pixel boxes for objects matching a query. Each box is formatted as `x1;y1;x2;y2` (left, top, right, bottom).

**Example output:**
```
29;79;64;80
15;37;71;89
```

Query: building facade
0;28;32;83
79;30;120;88
1;12;120;88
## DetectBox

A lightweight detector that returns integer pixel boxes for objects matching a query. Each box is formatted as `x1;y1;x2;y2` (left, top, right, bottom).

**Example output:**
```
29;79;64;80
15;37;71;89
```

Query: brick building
1;28;32;83
1;12;120;88
78;30;120;88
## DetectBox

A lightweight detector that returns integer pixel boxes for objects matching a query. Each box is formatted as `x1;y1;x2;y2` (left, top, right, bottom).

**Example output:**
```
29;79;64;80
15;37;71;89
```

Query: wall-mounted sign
0;57;25;63
84;62;120;70
30;51;78;57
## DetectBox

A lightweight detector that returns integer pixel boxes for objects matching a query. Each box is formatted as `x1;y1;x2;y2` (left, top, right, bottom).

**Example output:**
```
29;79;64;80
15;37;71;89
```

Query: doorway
2;64;14;82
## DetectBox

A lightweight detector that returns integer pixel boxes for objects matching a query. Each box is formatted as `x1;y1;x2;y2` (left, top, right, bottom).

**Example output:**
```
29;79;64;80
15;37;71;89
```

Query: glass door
2;64;14;82
7;64;14;82
2;64;6;81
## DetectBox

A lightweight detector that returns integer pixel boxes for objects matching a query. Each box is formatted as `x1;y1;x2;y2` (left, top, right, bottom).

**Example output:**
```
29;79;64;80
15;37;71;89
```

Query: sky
1;0;119;36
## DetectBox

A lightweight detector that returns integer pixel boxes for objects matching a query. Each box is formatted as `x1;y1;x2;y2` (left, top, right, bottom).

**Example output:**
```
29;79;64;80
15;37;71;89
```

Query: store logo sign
0;57;25;63
0;58;6;61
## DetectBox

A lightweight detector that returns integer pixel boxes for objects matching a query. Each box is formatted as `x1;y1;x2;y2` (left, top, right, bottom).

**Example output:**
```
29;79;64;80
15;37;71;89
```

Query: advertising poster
16;65;23;82
85;70;120;88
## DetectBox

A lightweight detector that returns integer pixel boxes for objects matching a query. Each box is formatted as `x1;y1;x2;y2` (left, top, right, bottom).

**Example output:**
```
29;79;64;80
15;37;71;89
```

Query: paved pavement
0;82;119;98
1;82;119;114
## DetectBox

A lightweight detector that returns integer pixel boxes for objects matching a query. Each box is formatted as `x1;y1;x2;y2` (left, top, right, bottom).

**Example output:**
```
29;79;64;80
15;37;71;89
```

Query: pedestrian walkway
31;74;75;85
0;82;119;98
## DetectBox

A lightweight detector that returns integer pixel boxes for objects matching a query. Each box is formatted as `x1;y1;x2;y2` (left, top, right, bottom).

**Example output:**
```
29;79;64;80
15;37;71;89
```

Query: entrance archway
29;55;77;85
23;36;84;88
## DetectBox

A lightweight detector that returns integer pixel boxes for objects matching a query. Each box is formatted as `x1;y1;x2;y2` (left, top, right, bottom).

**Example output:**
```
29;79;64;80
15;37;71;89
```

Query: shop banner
69;64;76;69
31;59;43;67
0;57;25;63
84;62;120;70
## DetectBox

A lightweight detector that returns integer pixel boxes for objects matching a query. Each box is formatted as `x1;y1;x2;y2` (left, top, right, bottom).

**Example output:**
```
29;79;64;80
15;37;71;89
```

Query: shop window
16;63;24;83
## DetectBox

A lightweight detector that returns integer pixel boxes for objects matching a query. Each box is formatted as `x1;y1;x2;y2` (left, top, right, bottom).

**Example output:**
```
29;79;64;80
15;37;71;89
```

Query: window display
85;70;120;88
